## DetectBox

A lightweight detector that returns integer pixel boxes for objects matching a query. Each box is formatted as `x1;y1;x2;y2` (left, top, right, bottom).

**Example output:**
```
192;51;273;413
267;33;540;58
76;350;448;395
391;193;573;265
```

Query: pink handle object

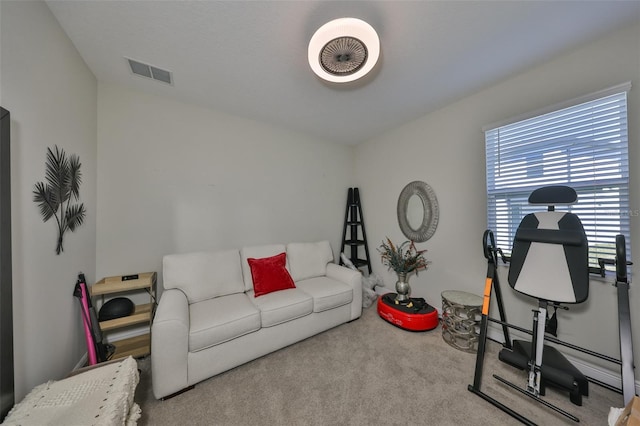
79;282;97;365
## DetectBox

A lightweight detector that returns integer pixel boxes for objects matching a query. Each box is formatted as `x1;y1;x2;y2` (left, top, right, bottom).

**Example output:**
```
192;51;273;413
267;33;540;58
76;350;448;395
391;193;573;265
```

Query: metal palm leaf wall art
33;146;86;254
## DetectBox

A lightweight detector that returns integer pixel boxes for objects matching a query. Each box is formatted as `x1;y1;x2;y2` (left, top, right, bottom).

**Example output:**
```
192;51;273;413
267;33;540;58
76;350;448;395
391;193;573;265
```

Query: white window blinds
485;87;630;267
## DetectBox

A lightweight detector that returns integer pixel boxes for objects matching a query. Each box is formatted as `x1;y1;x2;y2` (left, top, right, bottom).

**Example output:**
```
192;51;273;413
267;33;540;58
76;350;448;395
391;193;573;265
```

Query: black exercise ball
99;297;135;321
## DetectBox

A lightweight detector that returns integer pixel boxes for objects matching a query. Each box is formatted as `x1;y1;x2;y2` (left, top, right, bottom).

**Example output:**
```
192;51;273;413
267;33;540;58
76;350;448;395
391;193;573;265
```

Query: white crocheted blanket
4;356;141;426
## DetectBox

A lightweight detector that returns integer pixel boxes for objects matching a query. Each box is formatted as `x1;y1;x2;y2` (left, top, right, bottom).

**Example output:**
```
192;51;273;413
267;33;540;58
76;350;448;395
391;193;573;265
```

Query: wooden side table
91;272;157;360
441;290;482;352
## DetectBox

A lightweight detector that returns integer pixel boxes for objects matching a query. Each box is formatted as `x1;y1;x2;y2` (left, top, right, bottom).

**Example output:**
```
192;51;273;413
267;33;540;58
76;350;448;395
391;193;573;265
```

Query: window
485;84;631;268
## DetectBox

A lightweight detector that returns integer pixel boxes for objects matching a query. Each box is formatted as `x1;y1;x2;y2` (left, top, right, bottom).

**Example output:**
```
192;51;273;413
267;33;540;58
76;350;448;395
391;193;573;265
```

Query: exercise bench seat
499;185;590;405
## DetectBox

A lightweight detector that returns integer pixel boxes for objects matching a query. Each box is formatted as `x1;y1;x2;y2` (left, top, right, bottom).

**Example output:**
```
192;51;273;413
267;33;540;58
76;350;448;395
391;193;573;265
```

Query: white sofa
151;241;362;399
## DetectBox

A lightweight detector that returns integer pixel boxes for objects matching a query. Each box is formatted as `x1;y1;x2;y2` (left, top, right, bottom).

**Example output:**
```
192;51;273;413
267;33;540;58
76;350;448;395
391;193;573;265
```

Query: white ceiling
46;0;640;145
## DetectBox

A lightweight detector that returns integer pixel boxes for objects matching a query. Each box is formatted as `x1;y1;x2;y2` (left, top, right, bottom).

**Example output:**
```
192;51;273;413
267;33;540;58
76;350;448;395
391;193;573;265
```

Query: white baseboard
102;326;148;344
73;353;88;371
486;326;640;397
375;286;393;296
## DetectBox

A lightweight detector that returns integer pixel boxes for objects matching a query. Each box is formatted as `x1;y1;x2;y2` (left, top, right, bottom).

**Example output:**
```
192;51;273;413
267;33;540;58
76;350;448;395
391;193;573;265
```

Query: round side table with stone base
441;290;483;352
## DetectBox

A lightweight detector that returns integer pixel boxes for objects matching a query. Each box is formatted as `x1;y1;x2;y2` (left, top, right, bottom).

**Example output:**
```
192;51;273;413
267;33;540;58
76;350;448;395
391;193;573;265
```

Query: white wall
355;23;640;378
96;82;354;289
0;1;97;400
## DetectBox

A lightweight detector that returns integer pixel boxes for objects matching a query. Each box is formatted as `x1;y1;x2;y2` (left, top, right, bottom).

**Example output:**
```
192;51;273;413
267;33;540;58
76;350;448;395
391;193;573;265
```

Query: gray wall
95;82;354;293
354;23;640;384
0;1;98;400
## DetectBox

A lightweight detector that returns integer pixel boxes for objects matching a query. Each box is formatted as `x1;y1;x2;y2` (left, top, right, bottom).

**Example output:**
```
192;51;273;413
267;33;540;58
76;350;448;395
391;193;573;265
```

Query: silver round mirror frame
397;181;439;242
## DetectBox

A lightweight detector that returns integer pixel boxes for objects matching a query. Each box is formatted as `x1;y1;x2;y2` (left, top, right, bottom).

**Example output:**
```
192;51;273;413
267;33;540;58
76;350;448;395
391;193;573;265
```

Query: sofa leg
161;385;195;400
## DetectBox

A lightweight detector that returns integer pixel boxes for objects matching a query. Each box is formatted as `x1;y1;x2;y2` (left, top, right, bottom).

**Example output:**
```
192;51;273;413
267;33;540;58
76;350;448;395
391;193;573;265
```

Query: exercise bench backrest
507;207;589;304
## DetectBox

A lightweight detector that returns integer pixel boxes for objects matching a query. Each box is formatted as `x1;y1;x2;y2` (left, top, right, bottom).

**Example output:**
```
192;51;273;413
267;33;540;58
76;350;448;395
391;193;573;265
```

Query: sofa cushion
188;293;261;352
286;241;334;282
295;276;353;312
164;250;244;304
249;288;313;327
241;244;288;292
248;252;296;297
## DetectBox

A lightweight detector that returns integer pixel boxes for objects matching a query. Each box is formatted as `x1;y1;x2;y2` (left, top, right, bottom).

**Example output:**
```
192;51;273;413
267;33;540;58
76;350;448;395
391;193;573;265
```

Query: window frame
484;83;631;270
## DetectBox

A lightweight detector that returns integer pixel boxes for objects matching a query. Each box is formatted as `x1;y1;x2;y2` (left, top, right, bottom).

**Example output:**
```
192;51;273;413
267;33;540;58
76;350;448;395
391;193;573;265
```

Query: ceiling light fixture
308;18;380;84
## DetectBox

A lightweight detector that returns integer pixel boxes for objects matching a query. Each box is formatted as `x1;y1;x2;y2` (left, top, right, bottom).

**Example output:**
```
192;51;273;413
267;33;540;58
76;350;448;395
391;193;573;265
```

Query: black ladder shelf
340;188;372;274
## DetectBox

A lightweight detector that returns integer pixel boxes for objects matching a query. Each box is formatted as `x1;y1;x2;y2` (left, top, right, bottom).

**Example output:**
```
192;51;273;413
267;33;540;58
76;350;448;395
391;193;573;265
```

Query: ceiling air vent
126;58;173;85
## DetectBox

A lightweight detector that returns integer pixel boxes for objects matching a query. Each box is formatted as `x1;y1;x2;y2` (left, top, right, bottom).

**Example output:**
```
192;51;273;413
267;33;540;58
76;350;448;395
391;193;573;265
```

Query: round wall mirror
397;181;439;242
406;195;424;231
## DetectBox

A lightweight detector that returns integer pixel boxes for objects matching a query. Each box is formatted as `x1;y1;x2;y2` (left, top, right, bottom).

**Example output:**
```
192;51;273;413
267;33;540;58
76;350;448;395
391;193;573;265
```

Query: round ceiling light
308;18;380;84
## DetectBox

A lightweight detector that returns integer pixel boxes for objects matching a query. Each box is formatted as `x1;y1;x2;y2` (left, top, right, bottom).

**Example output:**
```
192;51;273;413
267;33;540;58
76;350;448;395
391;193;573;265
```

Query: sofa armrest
151;288;190;399
326;263;362;320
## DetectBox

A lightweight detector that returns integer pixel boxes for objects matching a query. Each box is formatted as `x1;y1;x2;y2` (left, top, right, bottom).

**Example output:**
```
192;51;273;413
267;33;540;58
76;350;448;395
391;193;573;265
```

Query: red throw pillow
247;252;296;297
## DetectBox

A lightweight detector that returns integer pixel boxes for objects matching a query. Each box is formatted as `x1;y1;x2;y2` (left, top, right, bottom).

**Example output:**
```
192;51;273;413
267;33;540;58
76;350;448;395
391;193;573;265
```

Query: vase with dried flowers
378;237;429;302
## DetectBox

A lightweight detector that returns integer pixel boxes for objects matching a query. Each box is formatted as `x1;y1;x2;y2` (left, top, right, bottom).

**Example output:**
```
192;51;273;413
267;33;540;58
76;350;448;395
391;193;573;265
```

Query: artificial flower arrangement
377;237;429;276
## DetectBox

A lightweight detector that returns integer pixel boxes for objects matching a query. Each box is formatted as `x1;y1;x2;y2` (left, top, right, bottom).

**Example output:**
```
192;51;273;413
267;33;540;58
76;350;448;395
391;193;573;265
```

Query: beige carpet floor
134;305;623;425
